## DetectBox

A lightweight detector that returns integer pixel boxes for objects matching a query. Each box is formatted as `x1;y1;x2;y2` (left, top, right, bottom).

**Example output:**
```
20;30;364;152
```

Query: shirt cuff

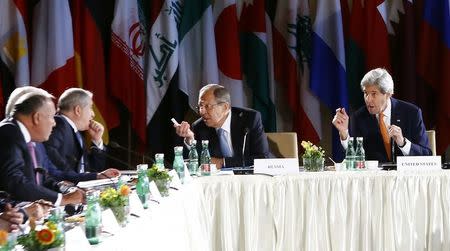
54;193;62;207
398;138;411;155
93;140;104;150
340;130;350;150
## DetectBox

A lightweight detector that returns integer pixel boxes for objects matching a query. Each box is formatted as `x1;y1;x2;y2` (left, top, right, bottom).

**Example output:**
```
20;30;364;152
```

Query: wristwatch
399;137;407;148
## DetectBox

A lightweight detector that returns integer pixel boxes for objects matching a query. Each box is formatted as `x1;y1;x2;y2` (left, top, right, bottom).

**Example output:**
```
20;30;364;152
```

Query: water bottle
155;153;165;170
47;207;65;248
345;137;356;170
188;140;199;176
200;140;211;176
355;137;366;169
85;190;102;245
173;146;185;182
136;164;150;209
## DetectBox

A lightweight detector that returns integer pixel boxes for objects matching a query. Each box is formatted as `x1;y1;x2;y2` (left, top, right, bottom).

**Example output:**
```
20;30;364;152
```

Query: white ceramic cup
334;162;345;171
365;160;379;169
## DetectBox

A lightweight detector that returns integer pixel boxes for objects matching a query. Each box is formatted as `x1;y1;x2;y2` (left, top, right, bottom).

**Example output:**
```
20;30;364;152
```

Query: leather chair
426;130;436;156
266;132;298;158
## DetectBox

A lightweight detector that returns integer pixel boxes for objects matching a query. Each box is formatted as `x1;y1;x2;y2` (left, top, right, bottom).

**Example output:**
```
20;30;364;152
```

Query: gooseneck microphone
90;146;133;169
109;141;154;165
242;128;249;168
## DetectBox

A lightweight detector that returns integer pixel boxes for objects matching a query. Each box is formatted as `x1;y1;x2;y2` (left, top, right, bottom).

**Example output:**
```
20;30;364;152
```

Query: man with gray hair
174;84;271;168
0;88;84;205
44;88;120;182
332;68;431;162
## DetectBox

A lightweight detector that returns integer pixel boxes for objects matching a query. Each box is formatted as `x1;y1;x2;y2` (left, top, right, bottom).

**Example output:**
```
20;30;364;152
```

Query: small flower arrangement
301;141;325;159
99;185;131;226
17;218;64;251
301;141;325;171
147;165;172;197
0;230;13;251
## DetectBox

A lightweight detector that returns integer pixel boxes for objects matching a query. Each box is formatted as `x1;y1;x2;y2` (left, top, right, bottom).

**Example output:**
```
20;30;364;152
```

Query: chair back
266;132;298;158
426;130;436;156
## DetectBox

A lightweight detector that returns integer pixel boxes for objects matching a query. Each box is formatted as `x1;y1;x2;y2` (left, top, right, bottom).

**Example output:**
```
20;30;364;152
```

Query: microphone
90;146;134;169
109;141;154;164
242;128;249;168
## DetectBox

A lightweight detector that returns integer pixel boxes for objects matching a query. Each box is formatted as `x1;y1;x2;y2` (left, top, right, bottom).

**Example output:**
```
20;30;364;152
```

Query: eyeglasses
195;102;224;112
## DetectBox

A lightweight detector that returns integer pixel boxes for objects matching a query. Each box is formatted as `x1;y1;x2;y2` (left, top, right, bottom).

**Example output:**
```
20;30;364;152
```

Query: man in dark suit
44;88;120;181
175;84;271;168
0;90;84;205
332;68;431;162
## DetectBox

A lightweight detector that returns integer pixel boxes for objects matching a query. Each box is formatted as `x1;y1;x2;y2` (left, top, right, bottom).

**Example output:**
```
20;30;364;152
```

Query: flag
109;0;147;143
213;0;249;107
238;0;276;132
310;0;348;160
178;0;219;109
0;0;30;87
270;0;321;145
31;0;76;96
346;0;391;110
417;0;450;154
146;0;180;124
71;0;120;143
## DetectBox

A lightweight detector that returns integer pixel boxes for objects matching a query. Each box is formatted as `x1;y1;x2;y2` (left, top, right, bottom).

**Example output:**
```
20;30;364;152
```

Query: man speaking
174;84;271;168
332;68;431;162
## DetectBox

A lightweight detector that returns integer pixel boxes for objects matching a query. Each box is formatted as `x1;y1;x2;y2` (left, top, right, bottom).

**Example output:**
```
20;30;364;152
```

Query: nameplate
397;156;442;171
168;169;182;189
254;158;299;175
65;226;91;251
149;181;162;201
128;191;145;216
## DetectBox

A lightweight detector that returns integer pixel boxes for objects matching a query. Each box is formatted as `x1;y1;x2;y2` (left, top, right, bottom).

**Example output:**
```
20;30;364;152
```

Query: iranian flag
109;0;147;143
31;0;76;96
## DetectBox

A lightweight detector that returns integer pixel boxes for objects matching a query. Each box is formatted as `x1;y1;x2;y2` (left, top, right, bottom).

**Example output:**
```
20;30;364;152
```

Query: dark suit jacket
35;142;97;183
349;98;431;162
0;119;59;203
192;107;271;167
43;115;105;179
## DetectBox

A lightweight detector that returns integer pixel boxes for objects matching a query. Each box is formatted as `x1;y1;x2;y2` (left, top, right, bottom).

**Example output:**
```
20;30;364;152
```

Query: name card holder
128;191;145;217
65;226;91;251
168;169;182;190
254;158;299;175
149;181;162;202
101;209;121;235
397;156;442;171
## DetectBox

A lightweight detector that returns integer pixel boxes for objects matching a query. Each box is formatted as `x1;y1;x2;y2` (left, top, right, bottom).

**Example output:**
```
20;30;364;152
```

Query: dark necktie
217;128;232;157
75;131;85;173
27;142;41;185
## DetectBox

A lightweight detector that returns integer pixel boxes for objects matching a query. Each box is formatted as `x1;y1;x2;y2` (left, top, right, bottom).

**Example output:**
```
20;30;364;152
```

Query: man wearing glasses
174;84;271;168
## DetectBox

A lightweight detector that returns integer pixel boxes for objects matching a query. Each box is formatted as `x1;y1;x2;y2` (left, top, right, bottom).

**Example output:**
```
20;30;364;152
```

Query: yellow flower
119;185;131;196
0;230;8;246
45;221;58;231
36;228;55;245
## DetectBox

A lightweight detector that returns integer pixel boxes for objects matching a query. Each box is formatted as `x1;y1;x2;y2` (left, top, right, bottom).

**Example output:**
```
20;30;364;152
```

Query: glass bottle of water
355;137;366;169
85;190;102;245
345;137;356;170
136;164;150;209
155;153;165;170
200;140;211;176
188;140;199;176
173;146;185;182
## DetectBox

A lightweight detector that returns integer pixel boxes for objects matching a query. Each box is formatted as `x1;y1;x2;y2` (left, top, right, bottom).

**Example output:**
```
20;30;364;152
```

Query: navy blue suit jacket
349;98;431;162
0;119;59;203
192;107;271;167
43;115;104;181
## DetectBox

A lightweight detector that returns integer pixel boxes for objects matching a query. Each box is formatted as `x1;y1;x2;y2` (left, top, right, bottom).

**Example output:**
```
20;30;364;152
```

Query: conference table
88;170;450;251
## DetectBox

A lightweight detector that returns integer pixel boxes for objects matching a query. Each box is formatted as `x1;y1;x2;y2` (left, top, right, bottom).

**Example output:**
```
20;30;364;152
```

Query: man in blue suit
44;88;120;181
332;68;431;162
0;90;84;205
174;84;271;168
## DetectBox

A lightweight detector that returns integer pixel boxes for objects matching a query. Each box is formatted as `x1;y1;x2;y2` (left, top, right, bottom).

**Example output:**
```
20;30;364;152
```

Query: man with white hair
44;88;120;181
332;68;431;162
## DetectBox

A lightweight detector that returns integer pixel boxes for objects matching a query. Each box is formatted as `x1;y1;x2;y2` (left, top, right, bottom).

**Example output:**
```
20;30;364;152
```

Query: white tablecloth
90;171;450;251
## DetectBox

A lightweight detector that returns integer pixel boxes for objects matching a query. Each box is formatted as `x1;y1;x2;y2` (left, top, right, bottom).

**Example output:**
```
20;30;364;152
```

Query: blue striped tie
217;128;232;157
75;131;85;173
